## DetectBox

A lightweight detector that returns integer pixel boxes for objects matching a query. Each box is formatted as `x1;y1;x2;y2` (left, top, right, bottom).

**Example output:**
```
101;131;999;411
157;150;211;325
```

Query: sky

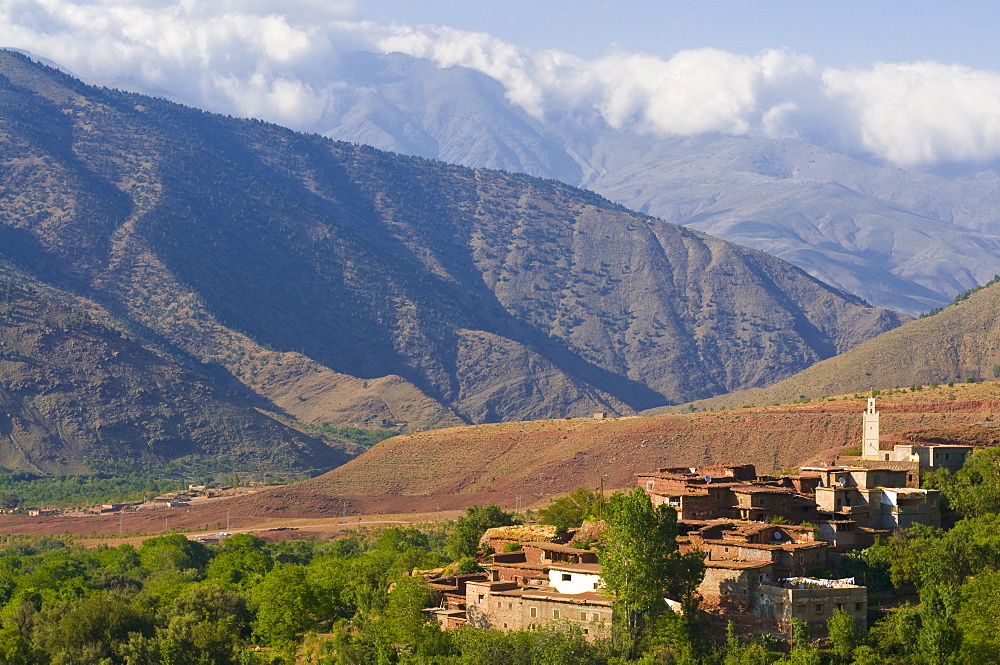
2;0;1000;168
356;1;1000;72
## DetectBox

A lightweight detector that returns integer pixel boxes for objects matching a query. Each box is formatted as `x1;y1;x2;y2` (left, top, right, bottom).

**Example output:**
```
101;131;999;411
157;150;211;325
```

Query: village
420;398;972;641
6;483;268;519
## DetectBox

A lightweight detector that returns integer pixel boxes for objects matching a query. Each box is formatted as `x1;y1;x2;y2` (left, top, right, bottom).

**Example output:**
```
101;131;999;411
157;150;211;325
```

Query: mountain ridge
0;50;903;471
320;52;1000;315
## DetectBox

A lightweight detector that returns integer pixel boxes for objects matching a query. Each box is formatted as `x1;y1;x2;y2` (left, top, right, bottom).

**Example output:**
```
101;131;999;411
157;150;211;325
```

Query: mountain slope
228;382;1000;517
0;51;904;470
0;264;352;474
660;280;1000;412
321;52;1000;315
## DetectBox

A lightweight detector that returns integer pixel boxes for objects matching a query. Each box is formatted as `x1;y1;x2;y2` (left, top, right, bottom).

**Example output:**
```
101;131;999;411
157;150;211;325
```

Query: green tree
537;488;600;533
955;569;1000;662
850;645;880;665
924;447;1000;518
596;488;704;655
445;505;518;561
138;535;210;574
779;620;819;665
868;603;920;663
916;584;960;665
157;581;247;665
827;608;859;664
250;563;321;649
205;534;273;589
31;591;154;664
383;574;433;647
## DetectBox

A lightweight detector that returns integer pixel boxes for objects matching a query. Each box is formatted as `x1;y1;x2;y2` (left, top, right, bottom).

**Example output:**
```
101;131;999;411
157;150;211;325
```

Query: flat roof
730;485;793;494
547;563;603;574
705;559;773;570
522;542;596;555
703;539;826;551
520;590;611;605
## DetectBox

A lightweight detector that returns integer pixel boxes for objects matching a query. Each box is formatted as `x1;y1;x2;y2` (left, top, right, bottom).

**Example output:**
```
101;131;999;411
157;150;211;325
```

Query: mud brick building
757;577;867;634
463;578;612;639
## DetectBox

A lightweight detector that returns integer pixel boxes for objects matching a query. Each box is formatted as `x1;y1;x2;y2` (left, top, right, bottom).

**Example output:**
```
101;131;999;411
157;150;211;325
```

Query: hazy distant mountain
323;52;1000;316
0;50;903;471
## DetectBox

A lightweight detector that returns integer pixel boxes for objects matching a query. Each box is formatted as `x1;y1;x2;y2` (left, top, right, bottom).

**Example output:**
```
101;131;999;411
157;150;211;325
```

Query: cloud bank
3;0;1000;168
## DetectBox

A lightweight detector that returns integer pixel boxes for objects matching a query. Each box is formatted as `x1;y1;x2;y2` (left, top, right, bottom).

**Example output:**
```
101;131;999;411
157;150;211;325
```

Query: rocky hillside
226;381;1000;517
0;51;904;469
660;280;1000;412
0;264;352;474
323;52;1000;315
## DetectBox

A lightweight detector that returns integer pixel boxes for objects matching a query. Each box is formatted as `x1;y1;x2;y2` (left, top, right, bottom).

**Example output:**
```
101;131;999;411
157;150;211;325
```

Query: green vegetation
445;505;518;560
920;274;1000;318
597;488;705;656
0;464;306;510
537;487;600;533
304;424;400;449
0;470;184;509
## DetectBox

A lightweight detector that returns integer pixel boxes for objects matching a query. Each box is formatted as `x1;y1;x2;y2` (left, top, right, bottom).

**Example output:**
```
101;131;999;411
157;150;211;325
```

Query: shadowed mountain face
0;51;904;470
322;52;1000;316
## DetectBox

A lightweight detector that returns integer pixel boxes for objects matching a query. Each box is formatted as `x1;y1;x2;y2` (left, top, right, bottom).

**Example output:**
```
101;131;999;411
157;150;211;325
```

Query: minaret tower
861;395;880;459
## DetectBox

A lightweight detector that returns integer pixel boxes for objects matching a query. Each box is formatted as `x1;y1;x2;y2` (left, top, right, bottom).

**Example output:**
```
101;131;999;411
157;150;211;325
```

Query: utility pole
598;477;605;521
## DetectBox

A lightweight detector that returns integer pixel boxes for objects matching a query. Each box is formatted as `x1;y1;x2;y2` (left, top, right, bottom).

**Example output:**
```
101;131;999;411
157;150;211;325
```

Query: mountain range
0;50;903;472
659;278;1000;412
322;51;1000;316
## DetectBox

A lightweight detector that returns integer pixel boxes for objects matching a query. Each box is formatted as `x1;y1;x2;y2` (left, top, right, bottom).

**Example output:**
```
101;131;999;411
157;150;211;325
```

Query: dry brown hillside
659;279;1000;413
228;381;1000;517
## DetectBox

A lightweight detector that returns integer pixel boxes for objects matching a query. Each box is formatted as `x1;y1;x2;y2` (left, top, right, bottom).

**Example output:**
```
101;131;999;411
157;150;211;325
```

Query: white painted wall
549;569;601;595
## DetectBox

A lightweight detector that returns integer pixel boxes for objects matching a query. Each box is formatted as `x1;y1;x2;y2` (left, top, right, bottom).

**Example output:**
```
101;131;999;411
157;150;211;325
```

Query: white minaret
861;396;880;459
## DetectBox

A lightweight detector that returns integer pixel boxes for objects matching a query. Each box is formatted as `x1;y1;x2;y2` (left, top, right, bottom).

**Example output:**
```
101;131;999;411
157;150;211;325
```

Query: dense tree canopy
597;488;705;654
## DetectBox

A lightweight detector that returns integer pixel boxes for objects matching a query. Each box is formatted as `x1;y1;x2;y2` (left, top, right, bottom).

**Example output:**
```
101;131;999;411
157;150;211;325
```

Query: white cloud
2;1;1000;168
824;62;1000;166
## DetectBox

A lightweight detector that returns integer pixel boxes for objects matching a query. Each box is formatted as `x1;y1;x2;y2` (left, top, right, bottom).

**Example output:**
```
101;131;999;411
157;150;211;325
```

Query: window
478;594;484;602
580;611;588;620
529;607;537;618
503;623;508;628
837;603;844;611
593;582;599;589
562;573;572;581
508;603;513;609
583;628;589;635
552;609;560;619
646;480;654;490
855;602;863;612
815;604;824;614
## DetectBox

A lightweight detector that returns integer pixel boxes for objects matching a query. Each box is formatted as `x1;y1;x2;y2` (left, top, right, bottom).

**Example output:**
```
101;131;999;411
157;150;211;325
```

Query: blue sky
3;0;1000;167
356;1;1000;70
